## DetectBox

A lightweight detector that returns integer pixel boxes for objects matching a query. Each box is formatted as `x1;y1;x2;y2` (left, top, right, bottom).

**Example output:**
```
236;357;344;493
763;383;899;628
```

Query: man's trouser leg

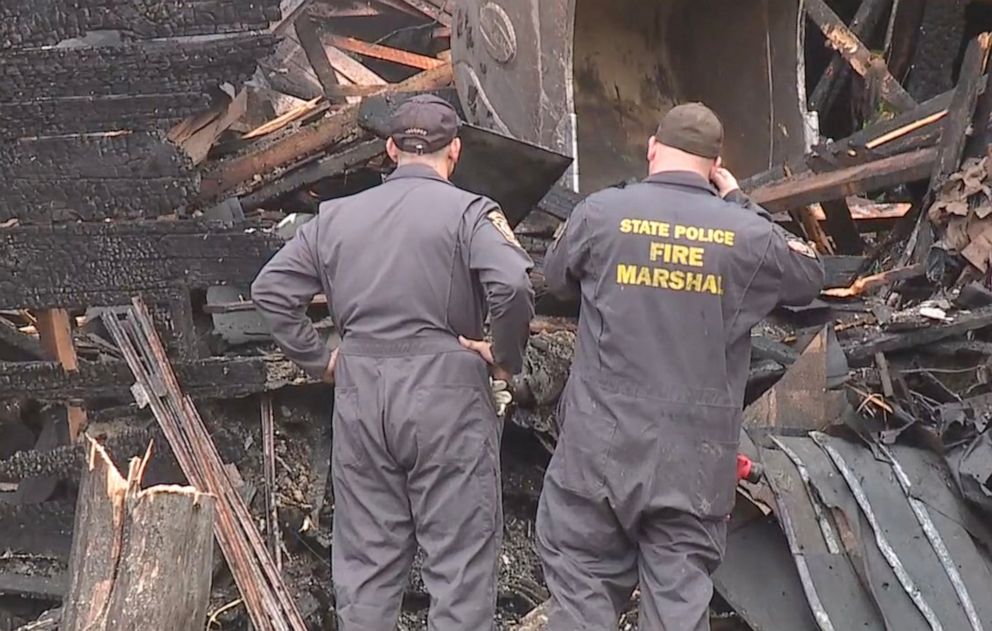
536;470;637;631
331;360;417;631
404;373;503;631
637;509;727;631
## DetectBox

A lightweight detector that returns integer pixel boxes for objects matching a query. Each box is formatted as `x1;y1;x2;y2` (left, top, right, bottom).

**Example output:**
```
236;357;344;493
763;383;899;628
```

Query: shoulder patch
487;210;521;247
787;239;818;258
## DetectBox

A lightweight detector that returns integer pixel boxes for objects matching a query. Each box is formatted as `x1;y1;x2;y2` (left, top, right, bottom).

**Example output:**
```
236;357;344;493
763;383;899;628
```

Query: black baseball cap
656;103;724;159
389;94;459;154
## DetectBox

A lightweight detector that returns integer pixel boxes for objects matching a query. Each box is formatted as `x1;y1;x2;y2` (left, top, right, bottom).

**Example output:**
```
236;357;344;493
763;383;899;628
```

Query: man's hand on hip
458;336;512;382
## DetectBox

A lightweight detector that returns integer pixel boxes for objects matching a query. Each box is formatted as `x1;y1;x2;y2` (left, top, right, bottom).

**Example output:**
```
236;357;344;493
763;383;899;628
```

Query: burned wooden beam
808;0;894;116
327;35;445;70
201;63;453;199
749;148;935;212
0;357;277;401
843;305;992;365
0;222;281;310
0;34;275;104
822;264;924;298
0;0;282;50
821;199;865;254
805;0;917;113
295;16;345;103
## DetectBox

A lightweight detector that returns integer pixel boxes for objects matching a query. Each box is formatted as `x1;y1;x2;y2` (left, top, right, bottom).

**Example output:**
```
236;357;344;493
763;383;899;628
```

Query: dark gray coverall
251;164;535;631
537;171;824;630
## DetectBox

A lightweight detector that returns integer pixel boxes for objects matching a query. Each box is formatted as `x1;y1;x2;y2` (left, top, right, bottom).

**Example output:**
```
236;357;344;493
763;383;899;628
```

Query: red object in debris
737;454;763;483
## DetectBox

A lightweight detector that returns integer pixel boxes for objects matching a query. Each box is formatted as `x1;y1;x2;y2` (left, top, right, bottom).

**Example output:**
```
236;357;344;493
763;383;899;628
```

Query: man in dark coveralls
251;94;535;631
536;103;825;630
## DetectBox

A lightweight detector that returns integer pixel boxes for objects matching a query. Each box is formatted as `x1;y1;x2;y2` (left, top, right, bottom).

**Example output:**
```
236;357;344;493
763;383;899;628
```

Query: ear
386;137;400;163
714;156;723;169
448;137;462;164
647;136;658;162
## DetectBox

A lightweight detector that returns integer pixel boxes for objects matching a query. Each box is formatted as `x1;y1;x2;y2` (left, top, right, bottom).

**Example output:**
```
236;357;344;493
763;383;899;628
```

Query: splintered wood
101;298;307;631
61;440;215;631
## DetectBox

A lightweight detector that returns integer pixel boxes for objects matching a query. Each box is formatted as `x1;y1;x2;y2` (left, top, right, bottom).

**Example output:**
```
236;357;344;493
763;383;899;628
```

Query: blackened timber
808;0;894;116
805;0;917;113
0;222;282;310
0;93;209;140
0;0;281;50
0;357;272;400
0;34;275;102
1;177;195;223
294;16;344;103
537;186;584;221
240;140;384;210
930;35;991;191
0;132;190;180
966;63;992;158
821;199;865;254
742;90;954;191
0;317;44;361
749;148;935;211
843;306;992;365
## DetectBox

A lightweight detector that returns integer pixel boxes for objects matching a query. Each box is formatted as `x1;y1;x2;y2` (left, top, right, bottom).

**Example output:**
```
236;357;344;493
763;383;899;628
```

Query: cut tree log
61;440;215;631
805;0;917;113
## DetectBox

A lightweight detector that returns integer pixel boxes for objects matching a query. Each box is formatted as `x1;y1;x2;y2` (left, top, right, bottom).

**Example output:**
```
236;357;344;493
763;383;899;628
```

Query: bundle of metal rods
101;297;307;631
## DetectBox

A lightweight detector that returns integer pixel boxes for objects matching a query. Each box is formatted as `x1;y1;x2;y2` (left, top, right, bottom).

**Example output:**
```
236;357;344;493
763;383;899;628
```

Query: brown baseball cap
389;94;459;154
656;103;724;159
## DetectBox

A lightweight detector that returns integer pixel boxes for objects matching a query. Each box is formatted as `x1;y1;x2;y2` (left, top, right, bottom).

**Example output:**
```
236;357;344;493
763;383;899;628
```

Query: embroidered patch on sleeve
787;239;818;258
487;210;522;247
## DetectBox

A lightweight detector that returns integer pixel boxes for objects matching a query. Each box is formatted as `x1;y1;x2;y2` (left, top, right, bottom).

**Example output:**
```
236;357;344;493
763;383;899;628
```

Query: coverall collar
386;163;452;185
643;170;720;197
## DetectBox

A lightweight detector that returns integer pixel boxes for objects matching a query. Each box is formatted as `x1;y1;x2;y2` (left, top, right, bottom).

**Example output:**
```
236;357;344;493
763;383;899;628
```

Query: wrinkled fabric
537;171;824;630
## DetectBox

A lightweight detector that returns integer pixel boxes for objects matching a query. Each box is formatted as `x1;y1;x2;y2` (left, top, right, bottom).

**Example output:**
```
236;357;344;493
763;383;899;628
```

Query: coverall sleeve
467;201;536;375
543;199;592;302
726;189;825;307
251;220;332;381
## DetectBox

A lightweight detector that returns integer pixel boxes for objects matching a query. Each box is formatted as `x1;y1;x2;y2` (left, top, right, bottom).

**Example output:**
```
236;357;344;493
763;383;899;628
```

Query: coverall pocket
410;386;501;535
690;413;739;519
551;384;616;498
410;385;496;464
332;387;366;468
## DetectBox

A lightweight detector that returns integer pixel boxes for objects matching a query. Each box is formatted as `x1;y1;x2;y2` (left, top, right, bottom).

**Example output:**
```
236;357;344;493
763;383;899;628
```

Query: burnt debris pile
2;1;992;630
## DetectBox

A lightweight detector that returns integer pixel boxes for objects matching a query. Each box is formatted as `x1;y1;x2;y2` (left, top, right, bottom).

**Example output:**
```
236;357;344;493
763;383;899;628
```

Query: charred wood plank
0;34;275;103
742;89;955;191
536;186;584;221
0;222;281;310
240;139;384;210
820;199;865;254
295;16;344;104
201;63;453;199
0;317;43;361
749;148;935;211
0;93;208;140
0;0;282;50
0;177;195;223
0;357;273;401
966;63;992;158
327;35;445;70
929;34;991;191
843;305;992;365
805;0;917;113
808;0;894;116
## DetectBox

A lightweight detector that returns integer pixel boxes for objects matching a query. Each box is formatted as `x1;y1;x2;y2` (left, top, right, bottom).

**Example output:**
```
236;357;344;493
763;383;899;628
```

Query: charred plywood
453;0;809;193
0;222;281;309
0;0;281;50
